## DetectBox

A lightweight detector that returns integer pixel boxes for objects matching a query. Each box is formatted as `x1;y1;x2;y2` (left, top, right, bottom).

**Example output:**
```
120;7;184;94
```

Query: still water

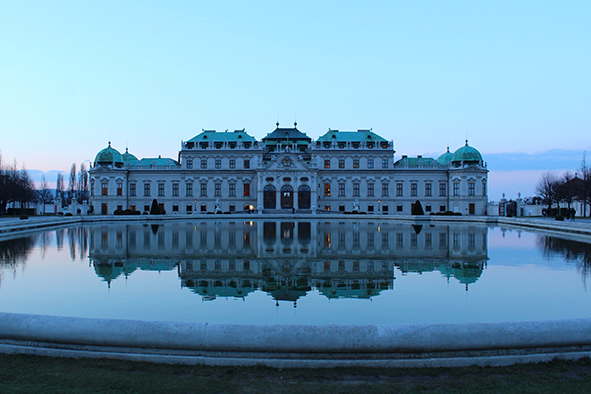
0;220;590;325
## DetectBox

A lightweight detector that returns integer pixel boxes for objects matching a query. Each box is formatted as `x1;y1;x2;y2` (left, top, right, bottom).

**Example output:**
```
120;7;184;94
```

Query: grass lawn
0;354;590;393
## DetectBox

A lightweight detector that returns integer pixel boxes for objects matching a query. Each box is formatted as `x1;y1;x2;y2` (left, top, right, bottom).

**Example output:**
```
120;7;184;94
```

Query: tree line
0;152;90;215
536;153;591;217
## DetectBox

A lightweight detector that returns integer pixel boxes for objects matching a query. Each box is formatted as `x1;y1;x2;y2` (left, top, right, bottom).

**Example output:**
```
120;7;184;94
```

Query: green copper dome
452;141;483;164
94;142;124;167
436;147;454;165
122;148;139;165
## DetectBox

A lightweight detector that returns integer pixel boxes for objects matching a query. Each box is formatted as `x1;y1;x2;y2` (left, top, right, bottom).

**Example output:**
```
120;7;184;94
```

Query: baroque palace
89;123;488;215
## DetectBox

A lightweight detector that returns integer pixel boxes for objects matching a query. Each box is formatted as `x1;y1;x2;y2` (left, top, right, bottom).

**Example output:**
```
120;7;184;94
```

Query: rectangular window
144;205;150;212
382;183;389;197
440;205;446;212
367;183;374;197
229;159;236;169
396;183;403;197
382;159;388;169
324;183;331;196
243;183;250;197
172;183;179;197
353;183;360;197
186;159;193;169
453;182;460;196
116;182;123;196
410;183;417;197
173;205;179;212
324;205;331;211
229;183;236;197
186;205;192;212
353;159;359;169
338;182;345;197
201;205;207;212
129;183;136;196
468;182;475;196
338;159;345;169
130;205;136;212
229;204;235;212
368;205;374;212
201;159;207;169
397;205;403;212
186;183;193;197
243;159;250;169
143;183;150;197
439;183;447;197
200;183;207;197
367;158;374;169
383;205;389;213
425;205;432;212
102;183;108;196
214;183;221;197
425;233;432;248
158;183;165;197
324;159;331;169
215;159;221;169
425;183;432;197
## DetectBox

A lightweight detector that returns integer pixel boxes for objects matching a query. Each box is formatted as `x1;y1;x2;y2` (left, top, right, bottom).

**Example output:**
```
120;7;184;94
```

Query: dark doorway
101;203;108;215
469;203;475;215
281;185;294;209
263;185;276;209
298;185;311;209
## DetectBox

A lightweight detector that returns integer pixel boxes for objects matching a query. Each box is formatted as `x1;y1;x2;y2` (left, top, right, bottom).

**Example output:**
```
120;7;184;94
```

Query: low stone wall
0;312;590;368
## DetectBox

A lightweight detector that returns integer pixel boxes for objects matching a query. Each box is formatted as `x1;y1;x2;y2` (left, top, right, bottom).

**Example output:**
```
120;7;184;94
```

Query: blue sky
1;1;590;199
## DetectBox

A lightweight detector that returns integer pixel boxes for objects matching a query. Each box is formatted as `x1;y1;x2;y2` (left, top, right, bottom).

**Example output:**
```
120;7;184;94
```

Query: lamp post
194;199;196;214
378;199;381;214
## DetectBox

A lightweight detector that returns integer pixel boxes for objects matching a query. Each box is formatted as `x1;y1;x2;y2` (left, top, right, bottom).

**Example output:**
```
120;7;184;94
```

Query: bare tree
68;163;77;204
556;171;579;211
56;173;64;207
37;174;52;215
77;163;89;203
579;152;591;217
536;171;559;211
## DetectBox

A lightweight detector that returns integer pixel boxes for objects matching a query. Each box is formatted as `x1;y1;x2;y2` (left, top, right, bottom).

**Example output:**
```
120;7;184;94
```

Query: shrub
64;212;73;216
555;216;564;221
19;215;28;220
113;209;124;215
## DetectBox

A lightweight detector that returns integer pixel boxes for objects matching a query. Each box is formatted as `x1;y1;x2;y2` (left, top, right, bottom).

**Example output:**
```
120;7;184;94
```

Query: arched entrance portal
298;185;311;209
263;185;276;209
281;185;294;209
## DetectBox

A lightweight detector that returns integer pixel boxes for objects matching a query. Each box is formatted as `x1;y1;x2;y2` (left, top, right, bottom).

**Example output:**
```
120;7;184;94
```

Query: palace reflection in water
86;220;489;303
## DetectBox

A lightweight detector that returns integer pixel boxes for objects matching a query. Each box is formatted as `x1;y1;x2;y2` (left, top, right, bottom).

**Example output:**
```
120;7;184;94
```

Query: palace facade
89;124;488;215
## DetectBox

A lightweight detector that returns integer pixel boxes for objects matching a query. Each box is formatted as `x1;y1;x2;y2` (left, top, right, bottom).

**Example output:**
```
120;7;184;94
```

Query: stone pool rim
1;214;590;367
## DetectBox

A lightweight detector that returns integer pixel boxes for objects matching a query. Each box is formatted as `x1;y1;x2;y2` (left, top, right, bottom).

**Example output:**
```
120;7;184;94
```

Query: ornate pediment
263;153;311;172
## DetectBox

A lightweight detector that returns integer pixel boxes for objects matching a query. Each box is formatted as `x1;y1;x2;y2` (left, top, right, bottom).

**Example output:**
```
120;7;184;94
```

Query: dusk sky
1;1;590;200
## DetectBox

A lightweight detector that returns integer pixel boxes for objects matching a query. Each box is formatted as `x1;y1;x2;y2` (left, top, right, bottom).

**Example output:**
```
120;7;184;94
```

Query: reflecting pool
0;220;590;325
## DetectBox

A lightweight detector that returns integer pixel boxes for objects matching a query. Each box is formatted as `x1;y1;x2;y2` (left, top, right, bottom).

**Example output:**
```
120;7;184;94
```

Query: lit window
324;183;331;196
353;159;359;168
243;183;250;197
102;183;108;196
116;182;122;196
324;159;331;169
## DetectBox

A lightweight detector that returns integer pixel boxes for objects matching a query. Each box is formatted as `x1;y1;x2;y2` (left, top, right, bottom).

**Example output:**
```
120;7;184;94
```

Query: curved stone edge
1;312;591;368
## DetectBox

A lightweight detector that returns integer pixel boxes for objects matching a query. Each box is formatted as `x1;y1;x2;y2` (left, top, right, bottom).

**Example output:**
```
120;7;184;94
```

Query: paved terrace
0;214;590;367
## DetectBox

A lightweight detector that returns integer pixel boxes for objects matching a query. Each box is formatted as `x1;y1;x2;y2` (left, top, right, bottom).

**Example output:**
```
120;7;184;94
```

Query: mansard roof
187;129;256;143
138;157;180;167
317;129;387;143
393;155;436;167
262;123;311;142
